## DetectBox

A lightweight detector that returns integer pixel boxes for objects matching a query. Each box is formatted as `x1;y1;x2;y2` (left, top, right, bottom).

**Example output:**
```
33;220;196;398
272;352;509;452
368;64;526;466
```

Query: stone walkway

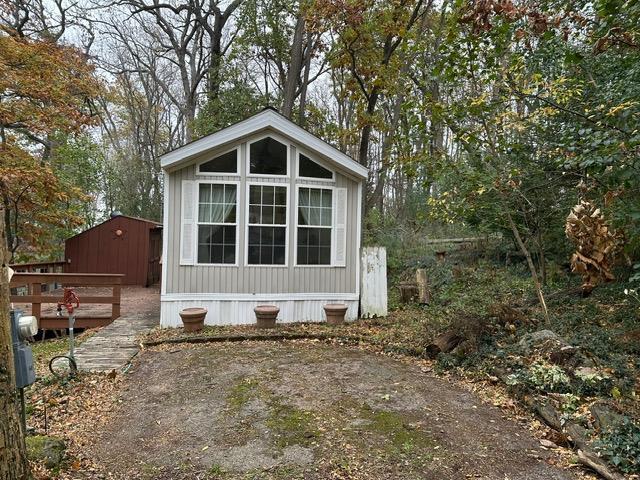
74;312;158;372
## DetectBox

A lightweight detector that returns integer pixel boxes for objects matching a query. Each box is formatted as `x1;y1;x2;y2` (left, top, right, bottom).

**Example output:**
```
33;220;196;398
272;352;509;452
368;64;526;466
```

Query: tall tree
0;28;101;260
0;208;30;478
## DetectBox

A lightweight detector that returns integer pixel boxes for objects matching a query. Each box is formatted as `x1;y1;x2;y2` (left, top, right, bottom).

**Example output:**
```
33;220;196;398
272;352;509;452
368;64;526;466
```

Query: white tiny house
159;108;368;326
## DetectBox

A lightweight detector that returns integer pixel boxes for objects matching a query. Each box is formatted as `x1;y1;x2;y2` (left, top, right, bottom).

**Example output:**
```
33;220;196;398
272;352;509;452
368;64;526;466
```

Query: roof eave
160;110;368;180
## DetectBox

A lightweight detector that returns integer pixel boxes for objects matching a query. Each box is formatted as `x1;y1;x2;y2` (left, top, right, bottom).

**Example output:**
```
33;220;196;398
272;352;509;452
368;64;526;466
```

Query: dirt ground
88;341;576;480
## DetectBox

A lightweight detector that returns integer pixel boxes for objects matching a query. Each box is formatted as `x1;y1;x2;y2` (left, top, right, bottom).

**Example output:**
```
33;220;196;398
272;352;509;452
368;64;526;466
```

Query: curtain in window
199;184;236;223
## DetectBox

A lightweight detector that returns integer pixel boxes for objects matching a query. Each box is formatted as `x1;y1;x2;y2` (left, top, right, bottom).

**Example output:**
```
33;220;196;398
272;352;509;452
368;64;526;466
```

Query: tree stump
415;269;430;304
435;251;447;262
398;282;419;303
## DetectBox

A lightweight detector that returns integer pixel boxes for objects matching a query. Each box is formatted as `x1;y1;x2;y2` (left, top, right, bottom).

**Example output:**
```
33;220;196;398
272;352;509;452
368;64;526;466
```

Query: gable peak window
199;149;238;174
299;153;333;180
249;136;287;175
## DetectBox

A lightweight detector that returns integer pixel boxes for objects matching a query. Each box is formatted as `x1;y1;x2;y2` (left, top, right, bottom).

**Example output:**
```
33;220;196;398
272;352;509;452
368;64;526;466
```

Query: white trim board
160;171;169;295
160;109;368;180
162;293;359;301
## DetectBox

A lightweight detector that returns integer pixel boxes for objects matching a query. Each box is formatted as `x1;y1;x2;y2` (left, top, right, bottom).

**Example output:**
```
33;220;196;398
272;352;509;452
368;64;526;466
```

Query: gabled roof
160;108;368;180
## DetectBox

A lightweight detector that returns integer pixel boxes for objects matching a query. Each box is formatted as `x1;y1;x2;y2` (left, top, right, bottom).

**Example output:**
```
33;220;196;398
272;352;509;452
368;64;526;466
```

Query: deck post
31;282;41;321
112;283;121;320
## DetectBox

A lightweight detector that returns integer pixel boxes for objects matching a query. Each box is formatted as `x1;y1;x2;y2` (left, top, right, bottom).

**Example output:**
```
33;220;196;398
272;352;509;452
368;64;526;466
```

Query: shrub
506;361;572;394
595;417;640;474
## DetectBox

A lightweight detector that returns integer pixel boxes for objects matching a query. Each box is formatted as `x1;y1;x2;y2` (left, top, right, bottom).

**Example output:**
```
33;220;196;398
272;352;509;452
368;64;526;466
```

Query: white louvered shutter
180;180;196;265
332;187;347;266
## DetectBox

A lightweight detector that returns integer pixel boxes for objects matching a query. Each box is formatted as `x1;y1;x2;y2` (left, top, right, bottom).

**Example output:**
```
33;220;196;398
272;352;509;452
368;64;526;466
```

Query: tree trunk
0;207;31;478
297;32;313;127
505;210;549;323
207;21;223;104
368;92;404;212
281;13;305;119
357;89;380;168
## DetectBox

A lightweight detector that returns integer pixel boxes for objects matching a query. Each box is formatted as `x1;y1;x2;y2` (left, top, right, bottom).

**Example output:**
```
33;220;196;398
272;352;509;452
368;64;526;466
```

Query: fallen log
577;450;625;480
424;331;464;358
530;398;625;480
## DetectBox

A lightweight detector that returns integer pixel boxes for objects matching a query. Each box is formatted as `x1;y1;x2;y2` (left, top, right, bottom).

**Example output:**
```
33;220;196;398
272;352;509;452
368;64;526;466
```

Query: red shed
64;214;162;286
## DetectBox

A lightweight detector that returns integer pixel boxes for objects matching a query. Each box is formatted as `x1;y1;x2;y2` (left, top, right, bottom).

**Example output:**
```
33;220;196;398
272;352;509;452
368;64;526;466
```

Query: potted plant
254;305;279;329
179;307;207;332
323;303;348;325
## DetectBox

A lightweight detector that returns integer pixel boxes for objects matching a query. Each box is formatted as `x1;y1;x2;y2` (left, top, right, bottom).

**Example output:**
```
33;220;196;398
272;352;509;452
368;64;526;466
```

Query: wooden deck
10;272;123;329
14;285;161;372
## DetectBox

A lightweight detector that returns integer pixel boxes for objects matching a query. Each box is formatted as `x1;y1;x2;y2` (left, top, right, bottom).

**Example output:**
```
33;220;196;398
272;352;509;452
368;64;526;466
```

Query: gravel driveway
90;341;576;479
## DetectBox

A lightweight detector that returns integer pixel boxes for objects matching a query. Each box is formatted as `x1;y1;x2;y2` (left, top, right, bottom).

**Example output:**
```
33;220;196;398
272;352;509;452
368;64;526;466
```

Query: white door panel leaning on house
159;108;367;327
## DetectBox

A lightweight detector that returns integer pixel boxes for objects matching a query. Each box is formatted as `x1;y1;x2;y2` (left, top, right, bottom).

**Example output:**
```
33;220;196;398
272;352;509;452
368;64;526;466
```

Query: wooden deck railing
10;260;68;292
10;272;124;330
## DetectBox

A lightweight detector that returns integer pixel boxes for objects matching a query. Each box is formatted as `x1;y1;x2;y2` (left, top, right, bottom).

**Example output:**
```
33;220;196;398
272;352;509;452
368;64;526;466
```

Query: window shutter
332;187;347;266
180;180;196;265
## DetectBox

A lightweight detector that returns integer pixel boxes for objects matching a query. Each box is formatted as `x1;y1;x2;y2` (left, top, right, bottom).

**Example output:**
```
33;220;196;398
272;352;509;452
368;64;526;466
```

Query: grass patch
31;338;69;365
207;464;228;478
266;400;319;450
226;377;260;412
359;404;436;458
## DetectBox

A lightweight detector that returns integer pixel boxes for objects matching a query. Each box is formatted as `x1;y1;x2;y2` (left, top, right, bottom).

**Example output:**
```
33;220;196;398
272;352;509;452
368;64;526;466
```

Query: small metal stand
19;387;26;433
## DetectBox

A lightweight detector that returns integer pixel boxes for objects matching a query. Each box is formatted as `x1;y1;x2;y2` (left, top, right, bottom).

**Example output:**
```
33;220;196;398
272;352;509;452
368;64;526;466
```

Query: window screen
249;137;287;175
197;183;237;264
299;153;333;179
199;149;237;173
297;187;332;265
248;185;287;264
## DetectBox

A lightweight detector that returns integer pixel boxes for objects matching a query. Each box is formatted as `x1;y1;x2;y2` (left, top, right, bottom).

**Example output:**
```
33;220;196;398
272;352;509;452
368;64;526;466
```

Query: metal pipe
19;387;26;433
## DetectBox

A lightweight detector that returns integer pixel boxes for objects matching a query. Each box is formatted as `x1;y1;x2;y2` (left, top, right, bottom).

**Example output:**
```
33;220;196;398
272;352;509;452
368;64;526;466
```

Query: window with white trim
298;153;333;179
197;183;237;264
199;149;238;174
249;137;287;175
247;184;287;264
297;187;332;265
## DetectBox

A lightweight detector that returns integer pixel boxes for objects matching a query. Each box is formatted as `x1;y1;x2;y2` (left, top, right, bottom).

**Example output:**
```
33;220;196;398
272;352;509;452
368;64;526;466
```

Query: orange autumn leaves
0;29;101;259
0;32;100;133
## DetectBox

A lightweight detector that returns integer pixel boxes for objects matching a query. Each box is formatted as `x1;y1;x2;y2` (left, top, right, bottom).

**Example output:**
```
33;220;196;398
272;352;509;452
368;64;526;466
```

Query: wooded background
1;0;638;288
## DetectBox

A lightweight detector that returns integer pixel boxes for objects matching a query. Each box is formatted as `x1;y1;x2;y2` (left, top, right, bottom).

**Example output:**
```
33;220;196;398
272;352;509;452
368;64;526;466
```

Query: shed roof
66;214;161;241
159;108;369;180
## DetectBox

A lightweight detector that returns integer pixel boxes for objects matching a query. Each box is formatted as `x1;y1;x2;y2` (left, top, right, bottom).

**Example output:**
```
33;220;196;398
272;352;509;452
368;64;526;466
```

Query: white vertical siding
164;130;361;296
160;297;359;327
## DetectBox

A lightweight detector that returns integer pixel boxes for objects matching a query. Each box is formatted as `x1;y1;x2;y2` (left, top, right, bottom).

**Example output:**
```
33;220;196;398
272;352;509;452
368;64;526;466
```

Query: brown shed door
147;229;162;286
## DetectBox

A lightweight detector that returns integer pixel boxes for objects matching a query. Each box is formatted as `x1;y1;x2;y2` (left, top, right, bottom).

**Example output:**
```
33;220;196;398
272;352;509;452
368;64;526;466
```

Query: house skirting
160;293;359;327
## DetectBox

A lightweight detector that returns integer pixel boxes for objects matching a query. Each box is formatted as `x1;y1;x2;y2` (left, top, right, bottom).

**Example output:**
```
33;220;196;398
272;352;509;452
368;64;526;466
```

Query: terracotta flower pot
254;305;279;329
179;307;207;332
324;303;348;325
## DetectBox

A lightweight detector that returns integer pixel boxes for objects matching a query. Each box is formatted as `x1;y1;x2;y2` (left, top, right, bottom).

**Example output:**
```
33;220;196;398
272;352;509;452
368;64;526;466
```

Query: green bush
595;417;640;474
506;361;572;394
